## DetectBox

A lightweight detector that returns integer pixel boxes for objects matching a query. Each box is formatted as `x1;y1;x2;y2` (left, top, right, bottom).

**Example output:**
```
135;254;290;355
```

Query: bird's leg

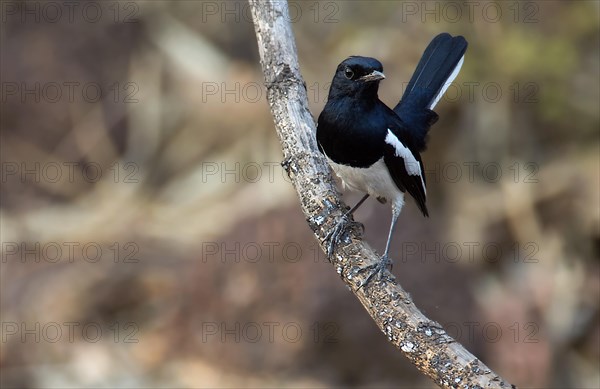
324;194;369;258
359;205;400;288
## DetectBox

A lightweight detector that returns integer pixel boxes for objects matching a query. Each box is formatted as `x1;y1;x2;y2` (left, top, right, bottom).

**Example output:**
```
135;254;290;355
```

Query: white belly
326;156;404;208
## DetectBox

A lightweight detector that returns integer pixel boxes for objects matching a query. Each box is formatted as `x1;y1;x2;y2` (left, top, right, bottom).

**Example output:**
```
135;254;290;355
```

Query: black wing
383;125;428;217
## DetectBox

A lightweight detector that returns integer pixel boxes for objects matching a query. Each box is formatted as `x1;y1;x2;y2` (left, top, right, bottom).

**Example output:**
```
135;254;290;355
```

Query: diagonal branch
248;1;515;388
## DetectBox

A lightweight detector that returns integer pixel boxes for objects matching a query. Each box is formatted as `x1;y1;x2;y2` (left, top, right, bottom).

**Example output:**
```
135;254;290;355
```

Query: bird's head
328;56;385;100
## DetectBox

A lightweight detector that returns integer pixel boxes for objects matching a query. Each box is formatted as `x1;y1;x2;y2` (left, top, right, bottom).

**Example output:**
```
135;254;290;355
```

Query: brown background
1;1;598;388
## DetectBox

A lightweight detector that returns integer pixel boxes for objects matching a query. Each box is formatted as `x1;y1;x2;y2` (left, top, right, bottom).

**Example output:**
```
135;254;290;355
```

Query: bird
316;33;468;286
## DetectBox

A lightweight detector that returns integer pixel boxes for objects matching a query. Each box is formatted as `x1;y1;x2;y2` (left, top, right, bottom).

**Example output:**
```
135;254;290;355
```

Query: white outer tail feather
428;55;465;110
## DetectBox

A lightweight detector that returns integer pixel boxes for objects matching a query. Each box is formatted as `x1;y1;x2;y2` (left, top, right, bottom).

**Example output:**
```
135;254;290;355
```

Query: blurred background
1;1;598;388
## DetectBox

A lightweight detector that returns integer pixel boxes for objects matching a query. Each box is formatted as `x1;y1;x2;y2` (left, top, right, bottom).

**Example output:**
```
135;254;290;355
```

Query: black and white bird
316;33;467;284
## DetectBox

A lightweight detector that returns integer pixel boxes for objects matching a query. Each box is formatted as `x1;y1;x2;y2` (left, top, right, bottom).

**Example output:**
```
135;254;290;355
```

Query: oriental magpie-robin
317;33;467;285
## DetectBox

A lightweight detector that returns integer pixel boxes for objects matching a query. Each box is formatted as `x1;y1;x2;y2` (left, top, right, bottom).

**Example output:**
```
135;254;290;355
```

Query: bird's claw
324;222;344;258
357;254;393;288
324;214;364;259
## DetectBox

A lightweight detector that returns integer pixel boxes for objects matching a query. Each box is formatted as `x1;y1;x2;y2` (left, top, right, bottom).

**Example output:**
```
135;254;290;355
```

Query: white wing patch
385;130;420;175
385;130;426;194
428;55;464;110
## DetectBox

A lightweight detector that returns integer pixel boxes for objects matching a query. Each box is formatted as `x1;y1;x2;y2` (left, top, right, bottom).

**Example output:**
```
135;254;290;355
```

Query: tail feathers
397;33;468;111
393;33;468;151
428;55;464;109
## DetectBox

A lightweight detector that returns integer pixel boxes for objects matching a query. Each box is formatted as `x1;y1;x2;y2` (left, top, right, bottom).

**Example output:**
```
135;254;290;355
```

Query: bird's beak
359;70;386;82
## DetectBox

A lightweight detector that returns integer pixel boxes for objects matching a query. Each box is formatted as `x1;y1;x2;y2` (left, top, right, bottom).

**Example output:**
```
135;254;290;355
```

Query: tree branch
248;1;515;388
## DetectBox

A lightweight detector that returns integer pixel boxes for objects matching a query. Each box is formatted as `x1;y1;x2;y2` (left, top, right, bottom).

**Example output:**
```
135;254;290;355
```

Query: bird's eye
344;68;354;79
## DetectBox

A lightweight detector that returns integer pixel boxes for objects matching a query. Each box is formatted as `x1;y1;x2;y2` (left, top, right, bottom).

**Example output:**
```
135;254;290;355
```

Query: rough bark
248;1;515;388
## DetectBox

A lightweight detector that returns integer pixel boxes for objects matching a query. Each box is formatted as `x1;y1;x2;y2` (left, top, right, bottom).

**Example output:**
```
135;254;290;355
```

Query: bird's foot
324;214;364;259
358;254;393;288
